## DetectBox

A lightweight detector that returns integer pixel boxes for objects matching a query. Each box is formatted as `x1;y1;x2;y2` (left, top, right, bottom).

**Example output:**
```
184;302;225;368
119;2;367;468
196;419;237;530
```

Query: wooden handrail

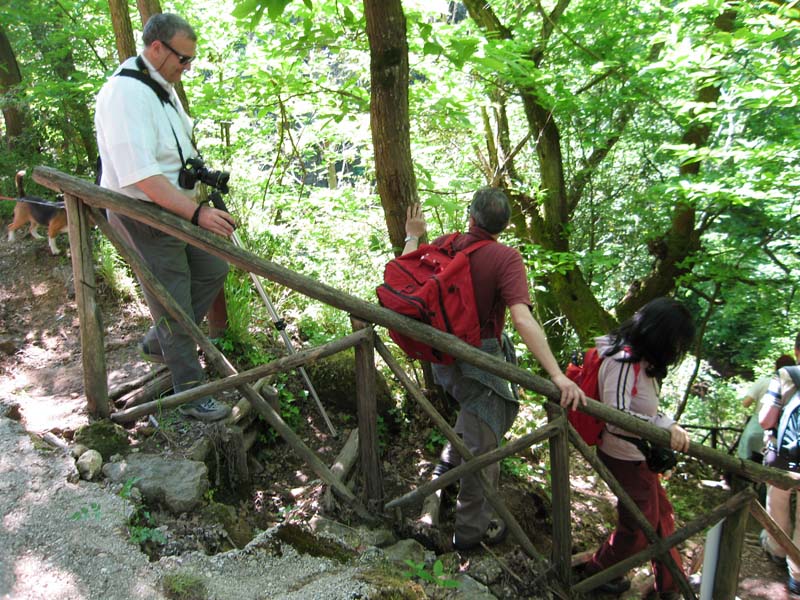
33;166;800;492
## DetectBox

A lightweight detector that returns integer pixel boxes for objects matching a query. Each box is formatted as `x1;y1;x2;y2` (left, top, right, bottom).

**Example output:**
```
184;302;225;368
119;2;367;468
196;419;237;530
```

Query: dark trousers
109;211;228;393
587;450;684;593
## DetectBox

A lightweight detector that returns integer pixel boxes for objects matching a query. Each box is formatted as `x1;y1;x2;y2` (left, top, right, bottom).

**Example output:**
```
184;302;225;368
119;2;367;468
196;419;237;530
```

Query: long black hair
604;297;695;379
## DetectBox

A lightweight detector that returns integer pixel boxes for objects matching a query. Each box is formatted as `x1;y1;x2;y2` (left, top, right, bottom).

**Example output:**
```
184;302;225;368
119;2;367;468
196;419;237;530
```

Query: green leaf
423;41;444;56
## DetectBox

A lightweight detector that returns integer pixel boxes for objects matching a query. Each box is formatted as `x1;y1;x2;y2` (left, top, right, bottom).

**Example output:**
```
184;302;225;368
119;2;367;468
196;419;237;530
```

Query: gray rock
382;538;426;566
102;454;208;514
70;443;89;459
76;449;103;480
310;515;396;549
467;555;504;586
449;574;497;598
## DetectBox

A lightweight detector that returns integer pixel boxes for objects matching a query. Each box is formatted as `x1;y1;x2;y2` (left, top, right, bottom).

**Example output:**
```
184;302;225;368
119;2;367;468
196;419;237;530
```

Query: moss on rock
306;349;394;417
73;419;130;460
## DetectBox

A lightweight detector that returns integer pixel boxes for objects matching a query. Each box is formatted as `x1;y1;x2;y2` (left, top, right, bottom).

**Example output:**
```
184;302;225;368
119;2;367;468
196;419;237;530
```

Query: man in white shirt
95;13;234;421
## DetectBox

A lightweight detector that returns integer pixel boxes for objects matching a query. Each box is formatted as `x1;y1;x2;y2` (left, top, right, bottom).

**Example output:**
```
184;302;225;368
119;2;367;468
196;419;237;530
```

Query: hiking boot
452;518;508;551
484;517;508;545
596;576;631;595
179;398;230;422
138;340;164;364
432;460;455;478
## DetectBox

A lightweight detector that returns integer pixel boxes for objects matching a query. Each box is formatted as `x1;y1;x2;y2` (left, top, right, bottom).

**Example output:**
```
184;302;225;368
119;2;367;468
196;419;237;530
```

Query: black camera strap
115;56;195;168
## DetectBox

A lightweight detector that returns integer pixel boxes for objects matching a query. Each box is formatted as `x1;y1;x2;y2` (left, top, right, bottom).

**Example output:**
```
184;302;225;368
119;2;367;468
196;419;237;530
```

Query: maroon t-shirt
434;225;531;340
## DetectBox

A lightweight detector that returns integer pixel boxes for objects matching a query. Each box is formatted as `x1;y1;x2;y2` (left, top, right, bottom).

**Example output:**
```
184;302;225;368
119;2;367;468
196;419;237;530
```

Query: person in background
737;353;795;463
759;332;800;596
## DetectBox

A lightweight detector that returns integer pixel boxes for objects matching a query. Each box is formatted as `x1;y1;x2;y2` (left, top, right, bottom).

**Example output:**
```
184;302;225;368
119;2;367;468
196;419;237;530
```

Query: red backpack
376;233;493;364
565;348;606;445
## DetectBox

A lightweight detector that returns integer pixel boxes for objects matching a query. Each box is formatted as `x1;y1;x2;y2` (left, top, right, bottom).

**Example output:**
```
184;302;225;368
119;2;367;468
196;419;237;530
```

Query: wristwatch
404;235;419;243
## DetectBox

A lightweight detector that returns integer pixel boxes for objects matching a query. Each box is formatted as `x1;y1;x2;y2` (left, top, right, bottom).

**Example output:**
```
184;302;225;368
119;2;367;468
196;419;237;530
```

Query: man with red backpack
403;188;584;551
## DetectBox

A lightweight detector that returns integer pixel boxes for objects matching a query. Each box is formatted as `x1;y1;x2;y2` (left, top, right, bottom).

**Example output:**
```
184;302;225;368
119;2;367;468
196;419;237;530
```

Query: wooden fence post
351;320;383;508
713;477;750;599
546;404;571;585
64;194;109;417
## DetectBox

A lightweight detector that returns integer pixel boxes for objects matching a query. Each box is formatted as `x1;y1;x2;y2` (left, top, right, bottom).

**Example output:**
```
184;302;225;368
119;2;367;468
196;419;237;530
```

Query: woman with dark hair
582;297;695;599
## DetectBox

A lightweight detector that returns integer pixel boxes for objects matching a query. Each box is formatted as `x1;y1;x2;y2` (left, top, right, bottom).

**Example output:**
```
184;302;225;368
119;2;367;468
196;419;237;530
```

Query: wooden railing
33;166;800;599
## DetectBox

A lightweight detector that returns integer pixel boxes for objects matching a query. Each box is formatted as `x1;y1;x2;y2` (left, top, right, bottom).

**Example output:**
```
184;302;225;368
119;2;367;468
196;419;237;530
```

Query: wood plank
91;207;370;518
352;320;382;508
713;477;750;599
749;499;800;567
64;194;109;417
569;427;695;599
375;336;543;560
547;404;571;585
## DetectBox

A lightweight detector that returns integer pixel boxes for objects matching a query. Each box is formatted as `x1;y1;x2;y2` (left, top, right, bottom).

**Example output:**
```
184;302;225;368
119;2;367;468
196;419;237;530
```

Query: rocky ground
0;226;794;599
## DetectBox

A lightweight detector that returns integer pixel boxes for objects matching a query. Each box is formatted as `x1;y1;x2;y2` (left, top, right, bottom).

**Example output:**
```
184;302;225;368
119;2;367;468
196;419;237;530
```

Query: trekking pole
209;191;337;437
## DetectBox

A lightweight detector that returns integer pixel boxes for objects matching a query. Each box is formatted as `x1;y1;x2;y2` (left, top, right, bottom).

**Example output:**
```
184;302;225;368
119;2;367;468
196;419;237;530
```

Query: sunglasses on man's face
161;39;195;65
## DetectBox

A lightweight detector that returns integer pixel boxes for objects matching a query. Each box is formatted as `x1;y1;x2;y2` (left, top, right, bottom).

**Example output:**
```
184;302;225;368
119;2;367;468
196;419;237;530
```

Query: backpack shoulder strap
776;366;800;446
432;232;493;257
460;239;494;256
116;56;172;106
783;365;800;390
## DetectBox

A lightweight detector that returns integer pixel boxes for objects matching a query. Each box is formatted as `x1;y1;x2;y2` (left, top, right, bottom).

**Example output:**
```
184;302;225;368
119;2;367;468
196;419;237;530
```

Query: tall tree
363;0;419;253
108;0;137;62
0;24;25;149
136;0;161;26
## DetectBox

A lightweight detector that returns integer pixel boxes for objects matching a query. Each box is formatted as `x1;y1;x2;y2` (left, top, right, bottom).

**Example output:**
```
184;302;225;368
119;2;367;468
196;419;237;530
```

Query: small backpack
565;348;606;445
768;366;800;471
376;233;493;364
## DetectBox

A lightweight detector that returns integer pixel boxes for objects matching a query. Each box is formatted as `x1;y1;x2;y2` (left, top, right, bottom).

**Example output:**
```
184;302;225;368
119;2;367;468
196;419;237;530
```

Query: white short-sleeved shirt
95;55;198;202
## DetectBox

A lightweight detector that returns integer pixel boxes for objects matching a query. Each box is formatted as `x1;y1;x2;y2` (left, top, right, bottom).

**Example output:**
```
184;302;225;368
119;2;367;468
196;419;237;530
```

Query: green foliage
93;235;136;301
500;456;536;480
424;429;447;455
119;477;167;548
402;559;459;589
69;502;101;521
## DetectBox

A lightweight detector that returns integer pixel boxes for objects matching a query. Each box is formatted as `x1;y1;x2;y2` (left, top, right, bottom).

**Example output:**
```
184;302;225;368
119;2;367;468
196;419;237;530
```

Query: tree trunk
0;25;26;149
463;0;615;343
135;0;162;26
108;0;137;62
363;0;419;254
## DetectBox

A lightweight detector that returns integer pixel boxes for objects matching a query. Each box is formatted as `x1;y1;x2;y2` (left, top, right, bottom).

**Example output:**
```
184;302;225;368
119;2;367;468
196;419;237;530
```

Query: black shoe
452;518;508;552
597;576;631;595
483;517;507;546
138;340;165;364
432;460;458;495
432;460;455;478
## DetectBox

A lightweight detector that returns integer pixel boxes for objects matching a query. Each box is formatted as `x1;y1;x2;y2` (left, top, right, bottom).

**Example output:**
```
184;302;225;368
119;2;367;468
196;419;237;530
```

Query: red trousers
587;450;684;593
